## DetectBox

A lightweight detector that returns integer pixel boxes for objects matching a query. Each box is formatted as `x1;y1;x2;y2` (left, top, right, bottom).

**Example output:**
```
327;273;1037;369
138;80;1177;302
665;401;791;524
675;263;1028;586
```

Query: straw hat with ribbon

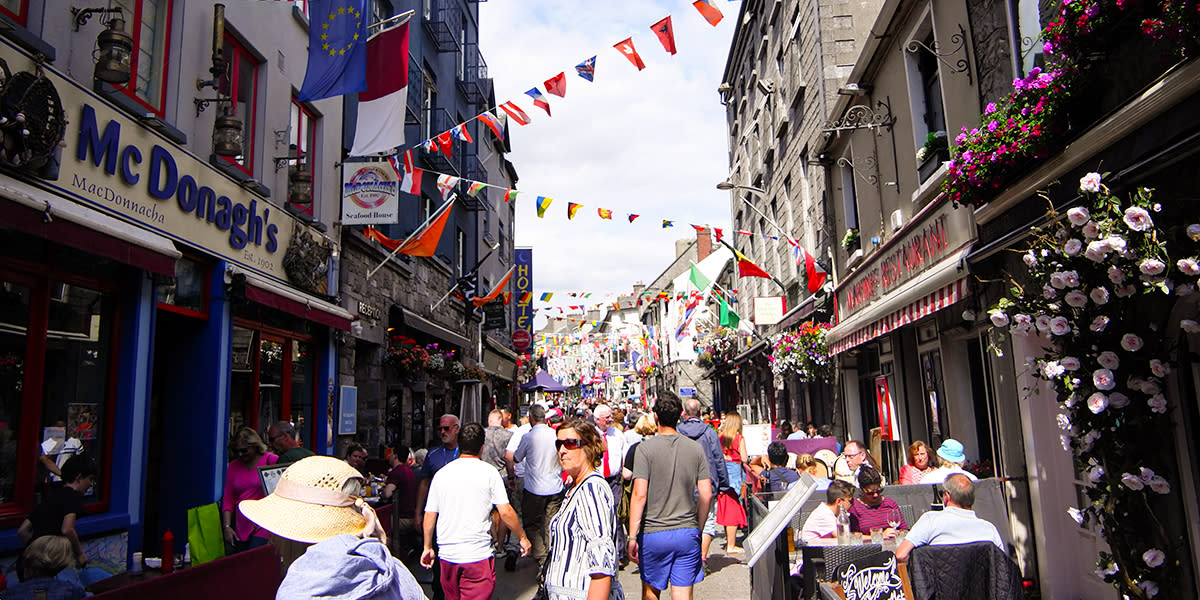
239;456;387;544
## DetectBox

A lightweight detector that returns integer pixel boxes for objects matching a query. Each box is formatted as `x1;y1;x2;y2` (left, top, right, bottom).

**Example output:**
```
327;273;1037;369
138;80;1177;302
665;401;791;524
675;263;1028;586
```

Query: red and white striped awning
829;278;970;355
826;244;973;355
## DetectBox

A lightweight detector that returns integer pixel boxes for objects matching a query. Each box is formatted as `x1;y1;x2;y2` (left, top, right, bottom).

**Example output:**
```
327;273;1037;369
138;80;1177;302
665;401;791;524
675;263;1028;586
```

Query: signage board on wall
340;162;399;224
753;296;786;326
482;302;506;330
514;248;534;340
836;201;974;321
0;38;328;287
338;386;357;435
679;387;696;397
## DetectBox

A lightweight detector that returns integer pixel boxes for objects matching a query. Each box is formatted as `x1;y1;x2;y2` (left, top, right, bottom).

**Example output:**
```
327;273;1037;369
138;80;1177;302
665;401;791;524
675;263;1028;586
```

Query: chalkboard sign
483;302;506;330
836;551;907;600
338;385;357;435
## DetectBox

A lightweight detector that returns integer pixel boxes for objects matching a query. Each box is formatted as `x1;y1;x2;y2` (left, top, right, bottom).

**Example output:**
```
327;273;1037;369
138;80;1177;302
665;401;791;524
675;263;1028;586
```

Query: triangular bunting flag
536;196;553;218
692;0;724;26
629;214;640;222
598;208;612;220
467;181;486;197
525;87;551;116
651;16;677;55
477;111;504;139
545;72;566;97
575;56;596;81
519;292;532;303
613;38;646;71
505;189;519;203
540;292;554;301
499;101;531;125
436;174;459;199
567;202;582;219
435;130;454;158
713;227;724;242
451;122;473;143
795;246;829;294
719;293;740;328
662;220;674;228
396;152;422;195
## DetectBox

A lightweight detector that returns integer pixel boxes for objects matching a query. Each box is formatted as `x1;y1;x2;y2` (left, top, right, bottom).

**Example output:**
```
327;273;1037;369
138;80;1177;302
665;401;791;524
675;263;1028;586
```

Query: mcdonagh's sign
0;38;330;285
836;200;973;320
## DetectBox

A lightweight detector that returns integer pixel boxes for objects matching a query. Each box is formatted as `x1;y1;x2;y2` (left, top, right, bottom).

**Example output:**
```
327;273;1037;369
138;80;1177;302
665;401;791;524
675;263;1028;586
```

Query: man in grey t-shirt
628;392;712;599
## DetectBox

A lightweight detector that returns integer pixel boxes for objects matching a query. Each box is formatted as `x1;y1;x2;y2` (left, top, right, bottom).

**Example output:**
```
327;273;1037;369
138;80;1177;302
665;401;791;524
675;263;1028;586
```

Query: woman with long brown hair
715;412;748;554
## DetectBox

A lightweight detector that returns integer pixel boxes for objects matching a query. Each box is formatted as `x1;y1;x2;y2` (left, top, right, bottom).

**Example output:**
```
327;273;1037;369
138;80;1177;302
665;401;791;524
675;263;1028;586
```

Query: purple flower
1148;394;1167;414
1148;476;1170;495
1189;224;1200;241
1067;507;1083;525
1143;549;1165;568
1121;472;1145;490
1082;221;1100;239
1150;359;1170;377
989;311;1009;327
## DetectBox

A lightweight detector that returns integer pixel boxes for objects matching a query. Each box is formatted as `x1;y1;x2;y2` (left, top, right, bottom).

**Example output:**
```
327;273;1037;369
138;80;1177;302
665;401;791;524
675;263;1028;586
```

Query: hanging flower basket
987;172;1199;598
768;322;833;382
385;335;429;383
697;327;741;372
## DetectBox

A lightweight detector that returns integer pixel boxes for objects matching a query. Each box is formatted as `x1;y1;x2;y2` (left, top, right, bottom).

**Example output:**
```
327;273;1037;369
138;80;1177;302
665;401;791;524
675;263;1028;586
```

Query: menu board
743;423;773;457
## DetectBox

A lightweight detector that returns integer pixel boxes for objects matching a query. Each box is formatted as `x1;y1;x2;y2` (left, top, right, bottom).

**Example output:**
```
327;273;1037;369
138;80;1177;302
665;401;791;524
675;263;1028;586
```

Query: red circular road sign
512;330;532;352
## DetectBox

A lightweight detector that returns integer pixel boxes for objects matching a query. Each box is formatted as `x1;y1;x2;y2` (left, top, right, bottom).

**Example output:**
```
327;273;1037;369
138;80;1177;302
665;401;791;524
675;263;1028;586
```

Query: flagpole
368;9;415;31
366;193;456;279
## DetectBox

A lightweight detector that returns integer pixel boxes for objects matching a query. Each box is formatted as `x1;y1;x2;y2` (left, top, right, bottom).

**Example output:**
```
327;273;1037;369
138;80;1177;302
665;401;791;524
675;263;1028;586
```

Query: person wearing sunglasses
848;467;906;538
541;420;624;600
221;427;278;553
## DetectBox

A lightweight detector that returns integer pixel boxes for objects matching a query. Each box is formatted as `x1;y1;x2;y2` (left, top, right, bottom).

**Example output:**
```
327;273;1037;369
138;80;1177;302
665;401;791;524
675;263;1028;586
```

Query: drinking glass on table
887;508;902;531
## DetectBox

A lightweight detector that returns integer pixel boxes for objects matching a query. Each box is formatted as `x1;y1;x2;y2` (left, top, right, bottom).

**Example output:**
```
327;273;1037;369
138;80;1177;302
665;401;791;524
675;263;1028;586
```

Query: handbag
187;502;227;565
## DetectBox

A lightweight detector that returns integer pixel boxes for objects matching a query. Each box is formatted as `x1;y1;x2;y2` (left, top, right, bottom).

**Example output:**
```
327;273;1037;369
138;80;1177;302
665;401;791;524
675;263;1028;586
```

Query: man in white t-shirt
40;428;83;482
421;423;530;599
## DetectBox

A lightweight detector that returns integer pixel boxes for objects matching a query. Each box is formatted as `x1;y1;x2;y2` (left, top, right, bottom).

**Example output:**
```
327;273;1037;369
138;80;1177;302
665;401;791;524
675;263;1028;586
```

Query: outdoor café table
799;536;887;600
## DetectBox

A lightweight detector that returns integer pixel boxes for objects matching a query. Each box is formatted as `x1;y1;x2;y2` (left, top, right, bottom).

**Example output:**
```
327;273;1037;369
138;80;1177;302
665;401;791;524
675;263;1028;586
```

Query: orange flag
397;200;455;257
613;38;646;70
693;0;723;26
473;266;515;307
651;16;676;55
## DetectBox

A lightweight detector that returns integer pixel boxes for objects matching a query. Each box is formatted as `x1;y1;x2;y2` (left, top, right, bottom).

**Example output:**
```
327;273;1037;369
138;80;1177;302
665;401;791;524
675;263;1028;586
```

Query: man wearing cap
512;404;563;568
238;456;426;599
267;421;314;465
421;424;530;599
919;439;978;484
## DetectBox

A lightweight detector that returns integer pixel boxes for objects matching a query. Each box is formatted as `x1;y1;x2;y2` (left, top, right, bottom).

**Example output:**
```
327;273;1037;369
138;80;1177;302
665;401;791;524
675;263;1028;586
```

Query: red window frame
111;0;174;117
220;33;260;176
0;260;120;527
231;319;317;448
289;98;318;215
0;0;28;26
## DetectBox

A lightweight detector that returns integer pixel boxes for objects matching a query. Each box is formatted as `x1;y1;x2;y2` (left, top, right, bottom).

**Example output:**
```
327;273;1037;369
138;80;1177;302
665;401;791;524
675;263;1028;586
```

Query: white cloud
479;0;736;313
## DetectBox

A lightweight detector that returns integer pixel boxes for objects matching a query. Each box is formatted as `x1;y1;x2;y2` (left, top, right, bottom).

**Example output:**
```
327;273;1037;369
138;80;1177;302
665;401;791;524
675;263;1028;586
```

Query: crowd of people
0;395;1007;599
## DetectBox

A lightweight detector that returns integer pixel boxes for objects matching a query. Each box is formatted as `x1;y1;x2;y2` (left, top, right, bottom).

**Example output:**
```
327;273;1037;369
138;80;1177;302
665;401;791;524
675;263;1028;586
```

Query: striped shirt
848;496;907;534
545;472;625;599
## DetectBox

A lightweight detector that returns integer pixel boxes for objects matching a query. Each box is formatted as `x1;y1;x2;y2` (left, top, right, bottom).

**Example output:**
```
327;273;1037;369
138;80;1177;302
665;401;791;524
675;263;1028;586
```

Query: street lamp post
716;181;793;242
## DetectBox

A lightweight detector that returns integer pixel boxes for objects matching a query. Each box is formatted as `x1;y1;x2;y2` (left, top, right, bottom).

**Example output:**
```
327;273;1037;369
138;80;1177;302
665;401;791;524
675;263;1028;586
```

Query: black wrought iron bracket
906;23;973;85
193;96;231;118
837;155;879;186
71;7;122;32
823;98;896;136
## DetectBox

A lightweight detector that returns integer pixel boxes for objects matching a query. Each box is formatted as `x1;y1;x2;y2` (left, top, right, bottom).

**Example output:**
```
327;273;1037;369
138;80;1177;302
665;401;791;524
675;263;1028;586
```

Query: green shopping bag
187;502;226;565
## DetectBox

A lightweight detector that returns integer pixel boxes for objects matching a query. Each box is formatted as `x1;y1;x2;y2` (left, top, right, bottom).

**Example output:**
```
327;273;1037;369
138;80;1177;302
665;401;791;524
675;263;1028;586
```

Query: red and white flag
614;38;646;71
436;174;459;199
499;101;531;125
395;151;423;195
795;246;828;294
692;0;724;26
350;22;409;156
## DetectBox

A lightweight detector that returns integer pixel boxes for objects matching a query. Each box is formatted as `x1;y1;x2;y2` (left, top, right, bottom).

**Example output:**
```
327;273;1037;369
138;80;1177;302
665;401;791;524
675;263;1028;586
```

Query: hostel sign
836;201;973;320
514;248;534;340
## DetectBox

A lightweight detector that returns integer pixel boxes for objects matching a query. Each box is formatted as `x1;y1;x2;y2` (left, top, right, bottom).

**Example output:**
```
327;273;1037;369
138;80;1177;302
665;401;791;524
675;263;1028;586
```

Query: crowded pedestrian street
1;0;1199;598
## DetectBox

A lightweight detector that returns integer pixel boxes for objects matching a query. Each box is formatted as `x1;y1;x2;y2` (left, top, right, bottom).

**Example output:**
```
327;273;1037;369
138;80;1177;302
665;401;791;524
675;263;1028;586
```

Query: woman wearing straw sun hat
239;456;426;600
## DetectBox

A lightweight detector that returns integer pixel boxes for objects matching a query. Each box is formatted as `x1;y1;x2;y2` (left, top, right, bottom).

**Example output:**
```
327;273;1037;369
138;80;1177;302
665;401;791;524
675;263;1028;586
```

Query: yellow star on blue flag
298;0;368;102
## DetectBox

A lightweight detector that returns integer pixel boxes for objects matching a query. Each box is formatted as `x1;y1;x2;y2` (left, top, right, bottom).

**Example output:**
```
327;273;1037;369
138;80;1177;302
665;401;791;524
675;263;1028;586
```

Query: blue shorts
640;528;703;590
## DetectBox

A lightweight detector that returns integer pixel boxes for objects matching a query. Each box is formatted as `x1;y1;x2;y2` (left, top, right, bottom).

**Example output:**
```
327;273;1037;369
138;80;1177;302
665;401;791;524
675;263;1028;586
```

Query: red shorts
439;557;495;600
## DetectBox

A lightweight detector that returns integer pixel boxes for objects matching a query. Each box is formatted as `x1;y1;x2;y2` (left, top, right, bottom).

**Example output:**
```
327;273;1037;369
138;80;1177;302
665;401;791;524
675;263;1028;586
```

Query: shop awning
0;177;180;275
239;270;354;331
482;337;517;380
827;245;973;355
396;306;471;350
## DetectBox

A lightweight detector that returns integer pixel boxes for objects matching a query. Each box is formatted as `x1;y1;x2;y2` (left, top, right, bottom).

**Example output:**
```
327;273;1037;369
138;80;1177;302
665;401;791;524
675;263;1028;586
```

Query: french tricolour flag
350;21;409;156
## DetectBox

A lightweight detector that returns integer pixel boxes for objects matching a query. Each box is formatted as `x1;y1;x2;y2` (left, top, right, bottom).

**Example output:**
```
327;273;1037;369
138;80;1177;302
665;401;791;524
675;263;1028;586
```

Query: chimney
696;228;712;261
632;282;646;296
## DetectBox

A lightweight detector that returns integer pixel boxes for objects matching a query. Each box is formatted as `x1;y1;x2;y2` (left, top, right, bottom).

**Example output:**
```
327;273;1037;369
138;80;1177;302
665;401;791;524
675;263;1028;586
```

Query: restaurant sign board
340;162;399;224
836;201;973;322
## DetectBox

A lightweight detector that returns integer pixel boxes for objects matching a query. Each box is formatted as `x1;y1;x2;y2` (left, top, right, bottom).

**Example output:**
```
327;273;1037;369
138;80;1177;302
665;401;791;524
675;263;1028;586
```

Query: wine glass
887;507;902;530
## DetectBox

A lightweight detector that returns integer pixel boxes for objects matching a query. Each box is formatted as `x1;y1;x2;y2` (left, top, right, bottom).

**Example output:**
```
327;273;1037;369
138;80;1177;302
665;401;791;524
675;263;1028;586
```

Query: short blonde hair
24;535;75;576
634;413;657;436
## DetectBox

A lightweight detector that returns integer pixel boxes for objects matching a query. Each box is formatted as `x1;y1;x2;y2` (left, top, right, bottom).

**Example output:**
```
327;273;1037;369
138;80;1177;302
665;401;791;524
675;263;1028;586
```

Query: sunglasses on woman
555;438;584;451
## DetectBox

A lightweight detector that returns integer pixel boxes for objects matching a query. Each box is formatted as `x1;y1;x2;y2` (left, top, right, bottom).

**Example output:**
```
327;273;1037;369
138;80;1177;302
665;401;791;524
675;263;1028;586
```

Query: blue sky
479;0;737;315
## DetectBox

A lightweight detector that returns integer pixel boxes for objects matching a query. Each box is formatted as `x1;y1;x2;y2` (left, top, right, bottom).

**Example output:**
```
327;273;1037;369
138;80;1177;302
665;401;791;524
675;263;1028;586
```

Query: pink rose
1148;394;1167;414
1085;242;1109;262
1120;334;1144;351
1064;290;1087;307
1107;266;1126;284
1096;351;1120;370
1123;206;1153;232
1082;221;1100;239
1178;258;1200;276
1149;359;1170;377
1087;392;1108;414
1035;315;1052;332
1023;251;1037;267
1060;356;1081;371
1063;239;1082;256
1121;472;1145;490
1140;259;1166;276
1050;272;1067;289
1089;287;1110;305
1089;316;1110;332
1092;369;1115;391
1108;392;1129;408
1115;284;1137;297
1062;271;1080;287
1079;173;1102;193
989;311;1010;327
1104;236;1127;254
1043;285;1057;299
1050;317;1072;336
1067;206;1091;225
1143;549;1165;568
1148;476;1170;495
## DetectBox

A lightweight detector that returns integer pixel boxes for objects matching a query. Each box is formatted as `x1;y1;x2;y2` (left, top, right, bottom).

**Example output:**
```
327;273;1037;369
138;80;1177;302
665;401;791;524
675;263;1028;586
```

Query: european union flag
298;0;368;102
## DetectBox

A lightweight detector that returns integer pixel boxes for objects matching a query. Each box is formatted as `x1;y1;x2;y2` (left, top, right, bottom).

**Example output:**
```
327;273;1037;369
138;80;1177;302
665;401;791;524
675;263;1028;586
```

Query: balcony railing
419;108;458;175
457;43;488;106
460;155;487;210
423;1;461;53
